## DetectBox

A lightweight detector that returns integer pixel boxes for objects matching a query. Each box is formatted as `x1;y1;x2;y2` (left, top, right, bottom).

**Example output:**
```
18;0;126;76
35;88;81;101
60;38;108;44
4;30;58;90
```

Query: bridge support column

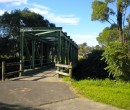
61;38;65;64
57;31;61;63
65;40;67;64
67;41;70;64
40;43;43;66
46;45;50;65
69;44;72;63
19;31;24;76
32;40;35;69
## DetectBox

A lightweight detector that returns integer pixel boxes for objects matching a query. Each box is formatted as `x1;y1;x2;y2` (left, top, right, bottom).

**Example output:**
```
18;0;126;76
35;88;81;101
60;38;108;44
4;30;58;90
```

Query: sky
0;0;129;46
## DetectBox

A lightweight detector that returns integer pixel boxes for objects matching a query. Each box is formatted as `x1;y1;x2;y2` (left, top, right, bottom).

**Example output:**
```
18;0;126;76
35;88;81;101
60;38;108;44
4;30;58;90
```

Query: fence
0;60;55;81
55;62;72;78
0;61;23;81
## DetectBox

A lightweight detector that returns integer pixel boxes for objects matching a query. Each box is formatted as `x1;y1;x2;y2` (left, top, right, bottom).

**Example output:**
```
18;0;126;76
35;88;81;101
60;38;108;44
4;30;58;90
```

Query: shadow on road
0;102;44;110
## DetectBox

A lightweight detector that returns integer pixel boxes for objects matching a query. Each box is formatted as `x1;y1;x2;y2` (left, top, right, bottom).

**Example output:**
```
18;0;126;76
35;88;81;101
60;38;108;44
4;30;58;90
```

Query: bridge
1;27;78;79
19;27;78;77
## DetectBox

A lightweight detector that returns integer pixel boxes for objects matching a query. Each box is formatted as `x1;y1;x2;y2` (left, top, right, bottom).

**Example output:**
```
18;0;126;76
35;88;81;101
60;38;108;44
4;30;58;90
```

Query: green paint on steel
20;27;78;72
35;31;56;36
32;40;35;68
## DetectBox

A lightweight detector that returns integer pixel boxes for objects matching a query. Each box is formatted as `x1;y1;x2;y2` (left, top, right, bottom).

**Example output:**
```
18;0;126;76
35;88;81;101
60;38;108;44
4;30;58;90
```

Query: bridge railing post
19;60;23;77
57;62;60;78
69;62;72;78
2;61;5;81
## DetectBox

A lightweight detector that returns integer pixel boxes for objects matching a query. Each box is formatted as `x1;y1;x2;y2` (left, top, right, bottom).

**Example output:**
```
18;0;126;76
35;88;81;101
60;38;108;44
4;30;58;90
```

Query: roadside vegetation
74;48;109;80
70;43;130;109
72;0;130;106
64;77;130;110
91;0;130;80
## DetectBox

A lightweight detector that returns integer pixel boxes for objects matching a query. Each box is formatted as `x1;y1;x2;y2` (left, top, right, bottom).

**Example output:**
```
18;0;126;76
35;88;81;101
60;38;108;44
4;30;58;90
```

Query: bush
102;41;130;80
73;49;109;80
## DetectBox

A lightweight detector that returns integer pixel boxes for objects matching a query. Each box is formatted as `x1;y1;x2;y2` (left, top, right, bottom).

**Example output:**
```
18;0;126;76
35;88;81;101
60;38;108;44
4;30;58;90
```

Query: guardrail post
69;62;72;78
19;60;23;77
2;61;5;81
57;62;60;78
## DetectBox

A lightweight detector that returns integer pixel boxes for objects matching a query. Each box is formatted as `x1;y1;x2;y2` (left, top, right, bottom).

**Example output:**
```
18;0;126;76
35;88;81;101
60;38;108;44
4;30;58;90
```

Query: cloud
0;10;5;15
70;34;98;46
30;8;48;15
0;0;27;5
47;13;79;25
30;6;80;25
30;3;50;10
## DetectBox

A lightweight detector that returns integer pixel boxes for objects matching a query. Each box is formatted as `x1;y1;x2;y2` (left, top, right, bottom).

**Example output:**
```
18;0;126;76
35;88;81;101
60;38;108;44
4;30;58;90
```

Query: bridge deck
10;68;63;82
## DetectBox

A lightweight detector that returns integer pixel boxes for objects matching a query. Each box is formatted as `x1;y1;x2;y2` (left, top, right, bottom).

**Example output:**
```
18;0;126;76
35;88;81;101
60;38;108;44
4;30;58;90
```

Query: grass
64;77;130;110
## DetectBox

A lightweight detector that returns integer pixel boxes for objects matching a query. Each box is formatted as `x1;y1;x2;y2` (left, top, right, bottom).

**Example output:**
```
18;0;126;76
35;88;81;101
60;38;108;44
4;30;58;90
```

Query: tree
92;0;130;43
97;25;119;46
20;8;56;27
78;43;92;57
92;0;130;80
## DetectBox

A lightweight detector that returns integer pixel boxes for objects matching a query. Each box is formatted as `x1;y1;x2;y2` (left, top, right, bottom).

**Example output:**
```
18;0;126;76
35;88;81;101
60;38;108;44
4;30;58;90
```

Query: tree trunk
117;5;124;44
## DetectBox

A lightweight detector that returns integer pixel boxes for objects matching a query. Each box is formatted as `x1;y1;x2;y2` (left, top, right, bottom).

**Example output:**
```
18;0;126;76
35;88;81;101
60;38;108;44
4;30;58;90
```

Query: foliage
92;0;130;27
0;56;19;66
97;25;119;46
91;0;109;22
73;49;109;80
64;78;130;110
0;36;17;56
78;42;93;57
92;0;130;42
127;14;130;23
102;41;130;80
20;8;55;27
92;0;130;80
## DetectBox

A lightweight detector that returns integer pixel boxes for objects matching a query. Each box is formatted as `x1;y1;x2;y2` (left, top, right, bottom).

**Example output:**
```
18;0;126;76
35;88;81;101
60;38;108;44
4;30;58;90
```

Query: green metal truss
19;27;78;75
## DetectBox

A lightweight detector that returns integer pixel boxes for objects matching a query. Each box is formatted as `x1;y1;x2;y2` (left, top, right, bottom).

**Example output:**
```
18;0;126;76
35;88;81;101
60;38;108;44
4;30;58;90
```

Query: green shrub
73;49;109;80
102;41;130;80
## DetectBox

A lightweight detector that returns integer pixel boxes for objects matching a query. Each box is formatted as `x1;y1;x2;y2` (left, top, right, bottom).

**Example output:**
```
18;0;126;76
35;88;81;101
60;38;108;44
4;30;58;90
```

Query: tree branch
109;17;116;24
106;19;113;25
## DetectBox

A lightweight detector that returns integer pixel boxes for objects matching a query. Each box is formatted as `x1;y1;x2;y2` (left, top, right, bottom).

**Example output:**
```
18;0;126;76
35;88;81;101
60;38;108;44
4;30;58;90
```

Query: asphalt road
0;69;123;110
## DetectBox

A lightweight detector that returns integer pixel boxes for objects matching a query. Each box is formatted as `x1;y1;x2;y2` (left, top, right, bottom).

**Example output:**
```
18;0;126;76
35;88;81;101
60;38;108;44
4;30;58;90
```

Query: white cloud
0;10;5;15
0;0;27;5
30;3;50;10
30;8;48;15
47;13;79;25
30;7;80;25
70;34;98;46
28;2;80;25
